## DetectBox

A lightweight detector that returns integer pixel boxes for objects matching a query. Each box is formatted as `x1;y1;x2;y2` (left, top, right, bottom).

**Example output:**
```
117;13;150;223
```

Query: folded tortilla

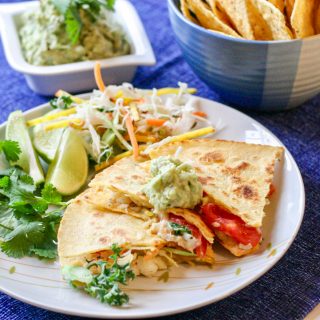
58;198;162;261
58;195;215;273
149;139;283;256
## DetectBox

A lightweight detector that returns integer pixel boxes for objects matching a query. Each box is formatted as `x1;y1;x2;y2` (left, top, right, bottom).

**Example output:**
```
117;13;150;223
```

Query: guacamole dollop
143;157;203;212
19;0;130;66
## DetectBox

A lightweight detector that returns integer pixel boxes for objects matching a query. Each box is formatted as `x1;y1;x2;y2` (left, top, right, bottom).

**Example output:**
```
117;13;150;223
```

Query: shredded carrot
146;118;167;127
94;62;105;92
125;115;139;159
192;111;207;118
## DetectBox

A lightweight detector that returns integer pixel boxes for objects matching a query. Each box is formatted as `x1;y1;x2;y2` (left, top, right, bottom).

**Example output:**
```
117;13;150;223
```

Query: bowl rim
168;0;320;45
0;0;156;76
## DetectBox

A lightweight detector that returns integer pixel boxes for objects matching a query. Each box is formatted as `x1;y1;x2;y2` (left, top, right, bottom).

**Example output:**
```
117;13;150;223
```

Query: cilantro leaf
41;184;62;204
52;0;116;44
50;95;73;109
0;168;64;260
1;222;45;258
0;140;21;162
64;244;135;306
169;222;191;236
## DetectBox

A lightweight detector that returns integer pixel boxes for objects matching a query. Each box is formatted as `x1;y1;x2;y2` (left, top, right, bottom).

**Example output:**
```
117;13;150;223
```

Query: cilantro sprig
50;95;73;110
63;244;135;306
52;0;116;44
169;222;191;236
0;141;66;259
0;140;21;162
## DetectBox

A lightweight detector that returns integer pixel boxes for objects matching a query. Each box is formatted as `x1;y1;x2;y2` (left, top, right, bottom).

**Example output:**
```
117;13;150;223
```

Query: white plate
0;95;305;318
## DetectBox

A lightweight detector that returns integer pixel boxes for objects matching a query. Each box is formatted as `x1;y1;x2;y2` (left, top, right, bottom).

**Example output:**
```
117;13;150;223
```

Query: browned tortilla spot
99;236;110;244
199;151;225;163
234;185;258;200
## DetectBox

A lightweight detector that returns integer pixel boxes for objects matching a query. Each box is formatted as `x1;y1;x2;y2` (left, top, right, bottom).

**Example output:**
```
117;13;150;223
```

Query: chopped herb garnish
268;248;277;257
50;96;73;110
169;222;191;236
235;267;241;275
266;242;272;251
62;244;135;306
9;266;16;274
205;282;214;290
157;271;169;283
52;0;116;44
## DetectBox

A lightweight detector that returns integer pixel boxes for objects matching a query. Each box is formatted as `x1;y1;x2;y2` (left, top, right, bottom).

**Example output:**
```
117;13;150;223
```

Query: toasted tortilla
316;3;320;34
291;0;315;38
181;0;198;24
80;186;152;221
247;0;274;40
215;0;255;40
268;0;285;12
149;139;283;228
89;157;151;208
215;231;260;256
285;0;295;18
186;0;241;37
58;198;162;260
250;0;293;40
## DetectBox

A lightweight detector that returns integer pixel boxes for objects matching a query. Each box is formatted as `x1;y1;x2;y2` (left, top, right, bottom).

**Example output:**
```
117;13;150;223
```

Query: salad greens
0;142;65;259
62;244;135;306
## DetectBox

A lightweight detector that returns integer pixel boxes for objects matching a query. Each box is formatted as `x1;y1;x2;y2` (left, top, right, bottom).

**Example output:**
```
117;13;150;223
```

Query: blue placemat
0;1;319;319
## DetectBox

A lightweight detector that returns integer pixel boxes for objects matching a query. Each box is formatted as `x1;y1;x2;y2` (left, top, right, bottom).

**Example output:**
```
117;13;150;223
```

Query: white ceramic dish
0;94;305;318
0;1;155;95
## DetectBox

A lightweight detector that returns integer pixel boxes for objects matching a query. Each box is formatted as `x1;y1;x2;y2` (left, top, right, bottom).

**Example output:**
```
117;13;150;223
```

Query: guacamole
19;0;130;66
143;157;203;212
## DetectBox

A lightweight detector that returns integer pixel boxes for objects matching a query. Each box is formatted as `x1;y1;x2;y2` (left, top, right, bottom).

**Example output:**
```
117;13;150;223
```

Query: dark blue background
0;1;319;319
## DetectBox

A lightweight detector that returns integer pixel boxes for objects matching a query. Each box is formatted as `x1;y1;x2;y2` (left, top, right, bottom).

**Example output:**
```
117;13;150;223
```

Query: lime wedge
32;111;64;163
46;128;88;196
5;111;44;184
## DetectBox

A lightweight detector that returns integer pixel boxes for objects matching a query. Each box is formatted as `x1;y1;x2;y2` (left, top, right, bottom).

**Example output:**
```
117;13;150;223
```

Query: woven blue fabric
0;1;319;319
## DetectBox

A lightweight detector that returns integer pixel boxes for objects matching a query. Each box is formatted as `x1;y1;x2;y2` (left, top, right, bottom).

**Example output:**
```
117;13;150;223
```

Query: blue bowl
168;0;320;111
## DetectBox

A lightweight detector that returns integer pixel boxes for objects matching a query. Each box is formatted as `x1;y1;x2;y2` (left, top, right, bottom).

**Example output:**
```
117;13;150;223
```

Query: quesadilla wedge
149;139;284;256
88;155;215;260
58;193;215;276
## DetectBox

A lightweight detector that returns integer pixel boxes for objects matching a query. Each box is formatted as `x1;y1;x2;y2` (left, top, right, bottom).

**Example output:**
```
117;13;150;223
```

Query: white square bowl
0;0;156;96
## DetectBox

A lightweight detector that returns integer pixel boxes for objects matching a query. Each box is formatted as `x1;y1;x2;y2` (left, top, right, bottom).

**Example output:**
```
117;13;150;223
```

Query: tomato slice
201;203;261;247
168;214;208;257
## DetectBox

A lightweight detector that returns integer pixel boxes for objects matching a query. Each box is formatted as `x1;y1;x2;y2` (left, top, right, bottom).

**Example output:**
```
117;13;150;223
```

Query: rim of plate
0;94;305;319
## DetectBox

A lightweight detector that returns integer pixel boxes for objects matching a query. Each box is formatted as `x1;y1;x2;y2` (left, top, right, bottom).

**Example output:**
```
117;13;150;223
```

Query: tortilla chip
150;139;284;228
214;0;255;40
315;2;320;34
80;186;152;221
247;0;274;40
186;0;241;37
206;0;234;27
268;0;285;12
250;0;293;40
291;0;316;38
181;0;198;24
285;0;295;18
58;198;162;259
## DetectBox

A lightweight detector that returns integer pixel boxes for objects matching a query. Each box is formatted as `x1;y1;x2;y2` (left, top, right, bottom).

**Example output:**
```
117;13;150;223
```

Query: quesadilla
58;191;215;278
149;139;284;256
